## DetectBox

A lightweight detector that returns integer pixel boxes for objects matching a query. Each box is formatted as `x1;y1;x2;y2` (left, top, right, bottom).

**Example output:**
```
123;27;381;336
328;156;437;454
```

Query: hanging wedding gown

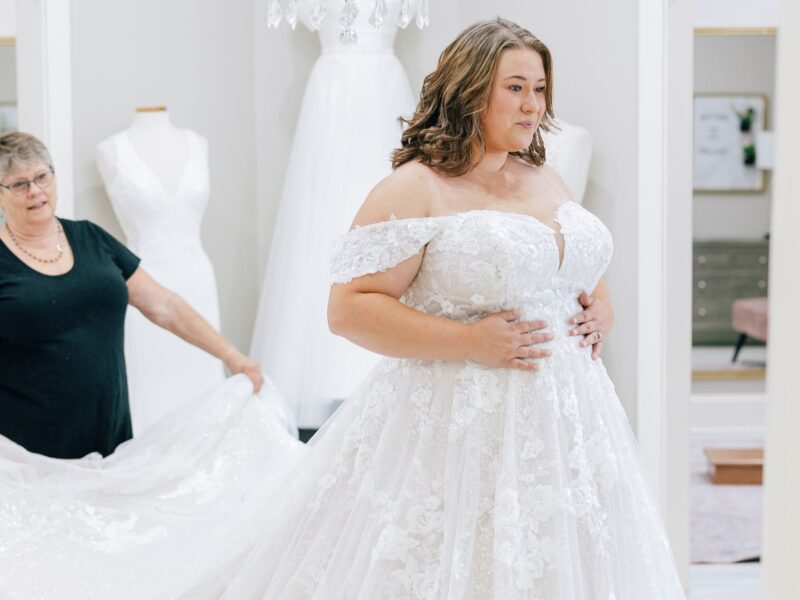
101;129;225;434
250;3;416;429
0;201;686;599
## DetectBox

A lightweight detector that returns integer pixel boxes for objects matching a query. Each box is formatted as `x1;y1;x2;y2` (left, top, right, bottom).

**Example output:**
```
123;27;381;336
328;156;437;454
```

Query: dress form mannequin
541;117;592;204
251;0;416;430
100;107;192;195
96;108;225;435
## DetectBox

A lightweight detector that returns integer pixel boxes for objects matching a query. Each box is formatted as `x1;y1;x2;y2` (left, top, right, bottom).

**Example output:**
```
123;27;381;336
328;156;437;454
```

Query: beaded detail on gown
0;203;685;599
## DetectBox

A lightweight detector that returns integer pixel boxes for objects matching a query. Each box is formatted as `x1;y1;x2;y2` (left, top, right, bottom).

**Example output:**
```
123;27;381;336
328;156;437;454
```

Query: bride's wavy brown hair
392;18;556;176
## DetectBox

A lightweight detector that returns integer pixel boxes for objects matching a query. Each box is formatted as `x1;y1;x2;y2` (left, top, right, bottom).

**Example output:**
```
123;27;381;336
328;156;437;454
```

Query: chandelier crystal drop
416;0;429;29
339;0;359;45
341;0;359;25
267;0;283;28
266;0;430;43
286;0;299;29
369;0;389;29
310;0;326;29
396;0;411;28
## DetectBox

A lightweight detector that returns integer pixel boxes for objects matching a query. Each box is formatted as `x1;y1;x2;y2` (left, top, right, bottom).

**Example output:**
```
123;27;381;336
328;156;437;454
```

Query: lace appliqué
330;216;441;284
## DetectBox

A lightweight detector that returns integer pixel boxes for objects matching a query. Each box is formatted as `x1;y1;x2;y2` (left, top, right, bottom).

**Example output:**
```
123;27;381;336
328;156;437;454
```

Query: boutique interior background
5;0;800;596
7;0;654;419
6;0;690;584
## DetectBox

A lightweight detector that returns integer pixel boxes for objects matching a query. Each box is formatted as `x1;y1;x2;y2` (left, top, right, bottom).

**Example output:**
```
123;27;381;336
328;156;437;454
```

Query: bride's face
480;48;547;154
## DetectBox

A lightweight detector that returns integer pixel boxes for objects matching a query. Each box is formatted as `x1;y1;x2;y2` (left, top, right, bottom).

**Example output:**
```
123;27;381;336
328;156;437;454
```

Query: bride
0;18;685;600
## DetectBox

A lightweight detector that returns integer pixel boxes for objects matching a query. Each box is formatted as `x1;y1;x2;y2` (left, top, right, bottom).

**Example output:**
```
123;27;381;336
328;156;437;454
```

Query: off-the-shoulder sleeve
330;217;441;284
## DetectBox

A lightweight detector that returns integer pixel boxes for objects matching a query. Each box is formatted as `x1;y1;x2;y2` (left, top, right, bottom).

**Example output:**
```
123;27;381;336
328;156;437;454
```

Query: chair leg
732;333;748;363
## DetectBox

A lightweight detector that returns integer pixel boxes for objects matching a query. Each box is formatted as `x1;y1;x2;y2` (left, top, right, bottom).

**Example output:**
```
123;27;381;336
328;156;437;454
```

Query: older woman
0;131;262;459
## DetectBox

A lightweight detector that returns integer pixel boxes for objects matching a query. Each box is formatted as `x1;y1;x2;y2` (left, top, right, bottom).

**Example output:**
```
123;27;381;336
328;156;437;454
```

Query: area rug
690;429;763;564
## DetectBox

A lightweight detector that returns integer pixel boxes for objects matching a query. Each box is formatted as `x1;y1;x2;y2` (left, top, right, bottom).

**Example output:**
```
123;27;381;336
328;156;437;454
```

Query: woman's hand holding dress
222;350;265;393
127;268;264;392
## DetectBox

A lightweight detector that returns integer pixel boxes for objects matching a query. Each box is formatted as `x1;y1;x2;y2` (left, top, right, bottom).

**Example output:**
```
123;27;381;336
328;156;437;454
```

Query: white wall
70;0;258;350
694;0;779;29
693;34;775;240
0;0;14;37
762;0;800;595
0;43;14;102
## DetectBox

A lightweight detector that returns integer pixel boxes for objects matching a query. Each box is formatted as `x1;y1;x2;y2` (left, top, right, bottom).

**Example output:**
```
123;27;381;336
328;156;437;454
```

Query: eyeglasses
0;168;55;197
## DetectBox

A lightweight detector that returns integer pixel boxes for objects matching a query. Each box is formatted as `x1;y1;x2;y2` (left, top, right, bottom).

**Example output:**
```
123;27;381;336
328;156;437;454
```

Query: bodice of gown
331;201;613;351
104;130;210;258
314;0;400;54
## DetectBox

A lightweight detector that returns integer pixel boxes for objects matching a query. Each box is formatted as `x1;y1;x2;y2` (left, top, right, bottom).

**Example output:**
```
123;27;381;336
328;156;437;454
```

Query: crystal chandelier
266;0;431;45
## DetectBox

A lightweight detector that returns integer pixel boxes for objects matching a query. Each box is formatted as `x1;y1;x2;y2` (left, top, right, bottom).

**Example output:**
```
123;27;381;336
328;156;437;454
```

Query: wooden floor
689;563;763;599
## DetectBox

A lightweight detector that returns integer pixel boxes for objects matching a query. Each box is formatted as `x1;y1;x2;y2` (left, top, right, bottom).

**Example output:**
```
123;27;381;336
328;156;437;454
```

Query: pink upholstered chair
731;297;768;362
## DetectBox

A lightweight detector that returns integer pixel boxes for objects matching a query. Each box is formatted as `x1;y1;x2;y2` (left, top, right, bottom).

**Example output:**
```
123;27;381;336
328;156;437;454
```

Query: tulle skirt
224;351;686;599
250;50;415;429
0;345;686;598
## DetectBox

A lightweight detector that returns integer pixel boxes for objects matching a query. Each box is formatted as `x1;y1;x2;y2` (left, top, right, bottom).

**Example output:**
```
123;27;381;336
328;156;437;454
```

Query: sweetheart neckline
428;202;573;235
356;202;576;274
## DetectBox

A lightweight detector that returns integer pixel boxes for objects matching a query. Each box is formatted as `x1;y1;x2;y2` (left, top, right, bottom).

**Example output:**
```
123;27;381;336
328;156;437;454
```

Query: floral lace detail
243;205;680;599
330;216;441;284
0;206;685;599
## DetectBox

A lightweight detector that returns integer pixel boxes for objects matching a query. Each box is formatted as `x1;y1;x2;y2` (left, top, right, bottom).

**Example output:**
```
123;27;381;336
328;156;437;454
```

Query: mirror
689;26;775;589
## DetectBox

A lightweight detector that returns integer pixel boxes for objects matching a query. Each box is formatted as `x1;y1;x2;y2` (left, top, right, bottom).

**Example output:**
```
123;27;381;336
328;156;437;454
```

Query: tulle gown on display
250;3;416;429
0;201;685;599
100;129;225;434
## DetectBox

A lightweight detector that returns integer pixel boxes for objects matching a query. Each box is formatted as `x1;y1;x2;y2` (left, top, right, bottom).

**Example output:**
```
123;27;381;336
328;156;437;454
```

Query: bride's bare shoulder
350;161;440;227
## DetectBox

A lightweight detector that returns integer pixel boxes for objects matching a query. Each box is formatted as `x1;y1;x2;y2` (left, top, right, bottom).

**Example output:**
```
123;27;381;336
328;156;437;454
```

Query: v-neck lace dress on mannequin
100;129;225;435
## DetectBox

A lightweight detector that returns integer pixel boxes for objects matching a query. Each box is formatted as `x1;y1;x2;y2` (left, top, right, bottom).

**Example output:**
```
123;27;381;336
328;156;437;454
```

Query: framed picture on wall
0;102;17;135
693;93;767;193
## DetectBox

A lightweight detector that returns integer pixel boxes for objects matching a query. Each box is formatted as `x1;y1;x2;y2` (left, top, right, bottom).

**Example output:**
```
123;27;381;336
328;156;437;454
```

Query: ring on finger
595;331;603;343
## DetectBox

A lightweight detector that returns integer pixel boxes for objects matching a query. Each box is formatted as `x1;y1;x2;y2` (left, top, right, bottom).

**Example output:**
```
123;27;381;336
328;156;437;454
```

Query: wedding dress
250;0;416;429
0;202;686;599
99;129;225;434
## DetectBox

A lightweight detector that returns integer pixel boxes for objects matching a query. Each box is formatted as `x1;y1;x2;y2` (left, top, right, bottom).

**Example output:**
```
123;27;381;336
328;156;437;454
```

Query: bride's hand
569;291;613;360
223;350;265;393
466;310;553;370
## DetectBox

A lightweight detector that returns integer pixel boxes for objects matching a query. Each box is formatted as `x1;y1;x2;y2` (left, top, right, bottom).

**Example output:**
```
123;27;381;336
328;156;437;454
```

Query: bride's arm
327;166;552;370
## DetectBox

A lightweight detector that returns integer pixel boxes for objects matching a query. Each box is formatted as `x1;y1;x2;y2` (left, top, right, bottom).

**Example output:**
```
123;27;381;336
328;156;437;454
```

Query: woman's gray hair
0;132;54;181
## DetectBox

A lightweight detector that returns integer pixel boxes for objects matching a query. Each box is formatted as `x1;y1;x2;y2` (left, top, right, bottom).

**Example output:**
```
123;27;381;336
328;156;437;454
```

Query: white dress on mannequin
96;112;225;435
542;117;593;204
250;0;415;429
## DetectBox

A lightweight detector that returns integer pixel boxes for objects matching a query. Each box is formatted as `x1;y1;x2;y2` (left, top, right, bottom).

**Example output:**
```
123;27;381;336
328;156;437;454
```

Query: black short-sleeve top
0;218;141;459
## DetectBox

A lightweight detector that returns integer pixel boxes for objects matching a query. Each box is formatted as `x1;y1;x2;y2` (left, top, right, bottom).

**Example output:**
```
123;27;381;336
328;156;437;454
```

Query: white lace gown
250;3;415;429
0;203;686;599
100;129;225;434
